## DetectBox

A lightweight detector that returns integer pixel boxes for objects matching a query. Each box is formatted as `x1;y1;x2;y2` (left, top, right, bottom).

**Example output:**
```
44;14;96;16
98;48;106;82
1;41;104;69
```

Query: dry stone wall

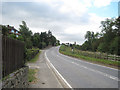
2;66;29;88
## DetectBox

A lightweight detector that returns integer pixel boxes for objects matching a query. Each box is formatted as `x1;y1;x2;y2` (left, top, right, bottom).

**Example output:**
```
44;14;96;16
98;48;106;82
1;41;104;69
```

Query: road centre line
56;53;119;81
58;51;118;71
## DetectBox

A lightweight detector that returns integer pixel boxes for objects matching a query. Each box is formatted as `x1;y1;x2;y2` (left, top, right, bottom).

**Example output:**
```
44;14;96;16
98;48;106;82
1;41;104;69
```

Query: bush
25;48;39;61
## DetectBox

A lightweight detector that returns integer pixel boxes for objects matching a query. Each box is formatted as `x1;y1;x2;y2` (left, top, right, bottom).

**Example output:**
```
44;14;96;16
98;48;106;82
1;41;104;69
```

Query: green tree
84;31;99;51
1;25;9;36
109;37;119;54
32;33;40;47
19;21;33;48
51;36;56;46
81;17;120;55
97;42;108;53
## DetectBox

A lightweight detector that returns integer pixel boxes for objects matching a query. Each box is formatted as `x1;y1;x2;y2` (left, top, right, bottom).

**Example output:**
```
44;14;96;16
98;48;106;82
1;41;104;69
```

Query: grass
59;45;120;68
27;51;41;63
28;69;38;83
27;50;41;83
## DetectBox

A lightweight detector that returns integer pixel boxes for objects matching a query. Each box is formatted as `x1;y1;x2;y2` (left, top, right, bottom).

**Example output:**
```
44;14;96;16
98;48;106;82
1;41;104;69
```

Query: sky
1;0;119;45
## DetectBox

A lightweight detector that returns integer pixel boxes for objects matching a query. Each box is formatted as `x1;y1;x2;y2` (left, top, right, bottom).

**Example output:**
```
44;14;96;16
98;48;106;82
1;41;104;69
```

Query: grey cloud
2;2;91;24
2;2;91;44
55;32;85;44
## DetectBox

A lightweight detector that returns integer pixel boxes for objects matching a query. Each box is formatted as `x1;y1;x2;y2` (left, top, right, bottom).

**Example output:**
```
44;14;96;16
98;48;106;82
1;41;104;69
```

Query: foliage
25;48;39;61
31;30;58;49
2;21;59;50
17;35;24;41
7;33;16;39
1;25;24;41
1;25;9;36
18;21;59;61
81;17;120;55
19;21;33;48
27;51;41;63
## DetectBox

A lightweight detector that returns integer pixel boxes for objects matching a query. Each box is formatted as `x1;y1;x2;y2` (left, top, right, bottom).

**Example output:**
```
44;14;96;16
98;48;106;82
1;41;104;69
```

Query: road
45;46;119;88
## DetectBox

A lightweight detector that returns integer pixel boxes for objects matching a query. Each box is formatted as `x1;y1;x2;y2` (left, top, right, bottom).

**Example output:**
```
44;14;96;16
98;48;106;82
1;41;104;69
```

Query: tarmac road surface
45;46;119;88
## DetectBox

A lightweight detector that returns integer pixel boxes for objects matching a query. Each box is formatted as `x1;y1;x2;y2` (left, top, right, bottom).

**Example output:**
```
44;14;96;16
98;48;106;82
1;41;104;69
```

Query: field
59;45;120;68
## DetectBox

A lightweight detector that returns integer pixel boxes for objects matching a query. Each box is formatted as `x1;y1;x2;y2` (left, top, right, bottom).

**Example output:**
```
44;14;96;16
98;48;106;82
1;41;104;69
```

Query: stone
2;66;29;88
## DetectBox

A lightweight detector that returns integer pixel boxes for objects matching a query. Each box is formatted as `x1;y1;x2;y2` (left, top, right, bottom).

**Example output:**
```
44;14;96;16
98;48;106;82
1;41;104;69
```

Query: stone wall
2;66;29;88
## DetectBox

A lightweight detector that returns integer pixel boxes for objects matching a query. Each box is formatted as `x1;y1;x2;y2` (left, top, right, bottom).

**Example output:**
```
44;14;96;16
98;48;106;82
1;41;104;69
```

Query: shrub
25;48;39;61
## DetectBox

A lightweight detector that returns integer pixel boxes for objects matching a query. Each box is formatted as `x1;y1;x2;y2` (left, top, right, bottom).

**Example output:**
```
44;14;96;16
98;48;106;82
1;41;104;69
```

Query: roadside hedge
25;48;39;61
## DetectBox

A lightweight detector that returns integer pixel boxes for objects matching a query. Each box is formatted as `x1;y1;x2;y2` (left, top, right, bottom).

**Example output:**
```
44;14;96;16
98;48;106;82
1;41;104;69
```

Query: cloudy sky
1;0;119;45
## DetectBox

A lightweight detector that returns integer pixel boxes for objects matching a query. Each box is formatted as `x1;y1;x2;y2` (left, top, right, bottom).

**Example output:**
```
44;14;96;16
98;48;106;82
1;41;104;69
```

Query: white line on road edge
46;62;63;88
45;52;73;89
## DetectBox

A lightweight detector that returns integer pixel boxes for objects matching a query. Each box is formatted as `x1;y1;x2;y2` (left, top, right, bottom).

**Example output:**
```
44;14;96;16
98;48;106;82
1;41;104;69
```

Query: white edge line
59;52;118;71
46;62;63;88
45;52;72;88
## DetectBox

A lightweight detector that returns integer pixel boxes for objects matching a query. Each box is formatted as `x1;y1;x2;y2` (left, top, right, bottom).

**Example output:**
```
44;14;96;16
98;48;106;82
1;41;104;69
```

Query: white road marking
45;52;73;89
46;61;63;88
71;62;119;81
56;53;119;81
72;62;79;66
59;52;118;71
28;65;40;69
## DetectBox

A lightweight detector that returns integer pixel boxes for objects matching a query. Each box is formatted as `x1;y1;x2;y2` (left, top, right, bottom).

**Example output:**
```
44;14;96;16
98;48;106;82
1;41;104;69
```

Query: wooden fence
2;36;25;77
74;50;120;61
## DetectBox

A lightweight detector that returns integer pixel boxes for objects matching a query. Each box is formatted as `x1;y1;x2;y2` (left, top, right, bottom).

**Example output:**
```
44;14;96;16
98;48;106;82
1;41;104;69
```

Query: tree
81;41;91;51
80;17;120;55
97;42;108;53
56;40;60;46
1;25;9;36
84;31;99;51
19;21;32;40
32;33;40;47
51;36;56;46
109;37;119;54
98;17;119;54
19;21;33;48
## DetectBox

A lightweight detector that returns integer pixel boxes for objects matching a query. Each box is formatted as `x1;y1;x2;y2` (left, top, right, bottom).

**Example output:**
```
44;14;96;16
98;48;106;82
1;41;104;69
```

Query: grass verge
59;45;120;68
28;69;38;83
27;51;41;63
